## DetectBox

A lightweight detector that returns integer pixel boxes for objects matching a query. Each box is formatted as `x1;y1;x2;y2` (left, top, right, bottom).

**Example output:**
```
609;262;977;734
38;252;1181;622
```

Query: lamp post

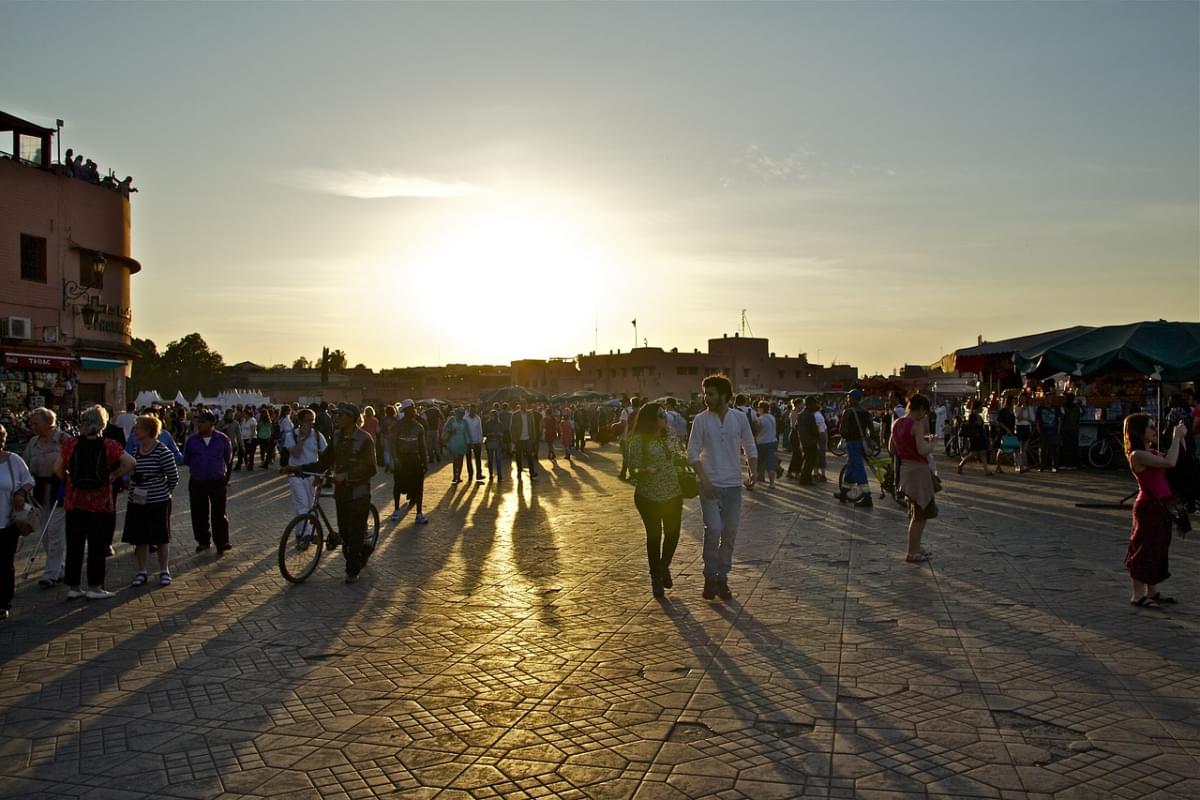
63;252;107;328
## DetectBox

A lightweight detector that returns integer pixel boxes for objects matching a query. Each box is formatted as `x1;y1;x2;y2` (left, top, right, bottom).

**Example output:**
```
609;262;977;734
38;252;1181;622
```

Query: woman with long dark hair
626;402;683;598
889;393;938;562
1124;413;1189;609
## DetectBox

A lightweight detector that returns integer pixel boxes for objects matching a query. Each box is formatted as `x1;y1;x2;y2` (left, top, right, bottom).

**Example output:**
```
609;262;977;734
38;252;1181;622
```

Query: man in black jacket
320;404;377;583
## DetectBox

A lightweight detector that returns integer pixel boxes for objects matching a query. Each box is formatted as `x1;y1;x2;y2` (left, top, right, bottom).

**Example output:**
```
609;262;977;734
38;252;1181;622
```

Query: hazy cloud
288;168;483;199
721;143;896;187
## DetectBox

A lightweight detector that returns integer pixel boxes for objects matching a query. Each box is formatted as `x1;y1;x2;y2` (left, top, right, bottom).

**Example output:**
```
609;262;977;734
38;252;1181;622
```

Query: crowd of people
58;147;137;195
1;379;1198;620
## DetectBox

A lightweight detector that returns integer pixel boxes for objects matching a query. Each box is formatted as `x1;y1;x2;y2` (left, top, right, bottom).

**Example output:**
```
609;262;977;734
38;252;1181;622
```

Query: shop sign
92;311;133;337
3;353;77;369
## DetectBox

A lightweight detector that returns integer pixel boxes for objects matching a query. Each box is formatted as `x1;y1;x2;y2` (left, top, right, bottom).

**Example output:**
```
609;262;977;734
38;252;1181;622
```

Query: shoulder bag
6;457;41;536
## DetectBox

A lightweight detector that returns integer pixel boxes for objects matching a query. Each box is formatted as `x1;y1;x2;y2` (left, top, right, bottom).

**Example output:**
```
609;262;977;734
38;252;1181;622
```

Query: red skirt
1125;496;1172;585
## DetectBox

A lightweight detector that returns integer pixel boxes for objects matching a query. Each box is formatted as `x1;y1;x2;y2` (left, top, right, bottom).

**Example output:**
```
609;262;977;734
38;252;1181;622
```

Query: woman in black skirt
123;415;180;587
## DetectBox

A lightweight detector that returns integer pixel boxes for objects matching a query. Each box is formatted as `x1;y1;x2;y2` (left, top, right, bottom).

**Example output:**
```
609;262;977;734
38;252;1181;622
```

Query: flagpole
632;319;637;350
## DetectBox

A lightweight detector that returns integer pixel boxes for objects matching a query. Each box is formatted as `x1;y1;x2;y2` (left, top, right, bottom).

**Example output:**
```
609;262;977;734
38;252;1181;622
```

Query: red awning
2;351;77;369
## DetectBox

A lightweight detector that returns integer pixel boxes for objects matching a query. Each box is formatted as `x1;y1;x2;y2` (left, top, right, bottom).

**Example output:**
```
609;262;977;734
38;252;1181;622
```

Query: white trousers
288;476;316;536
40;504;66;580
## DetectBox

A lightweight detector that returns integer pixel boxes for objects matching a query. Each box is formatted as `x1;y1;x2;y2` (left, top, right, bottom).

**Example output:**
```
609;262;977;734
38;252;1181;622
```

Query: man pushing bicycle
319;404;377;584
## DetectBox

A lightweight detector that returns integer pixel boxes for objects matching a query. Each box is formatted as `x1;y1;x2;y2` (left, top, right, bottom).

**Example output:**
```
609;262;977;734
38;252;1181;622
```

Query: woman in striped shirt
122;415;180;587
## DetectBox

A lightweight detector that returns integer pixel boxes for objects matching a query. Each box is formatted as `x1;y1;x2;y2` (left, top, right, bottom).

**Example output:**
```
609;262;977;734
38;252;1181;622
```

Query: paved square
2;446;1198;799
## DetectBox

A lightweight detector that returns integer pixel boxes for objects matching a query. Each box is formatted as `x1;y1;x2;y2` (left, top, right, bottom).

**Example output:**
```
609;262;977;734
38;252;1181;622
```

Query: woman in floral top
626;402;684;598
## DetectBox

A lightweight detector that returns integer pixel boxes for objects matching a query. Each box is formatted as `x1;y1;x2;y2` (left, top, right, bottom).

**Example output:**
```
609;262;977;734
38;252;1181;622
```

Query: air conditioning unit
1;317;33;340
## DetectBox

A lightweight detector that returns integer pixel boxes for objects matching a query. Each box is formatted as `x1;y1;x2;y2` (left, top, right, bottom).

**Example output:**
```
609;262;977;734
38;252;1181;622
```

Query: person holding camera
1124;413;1190;610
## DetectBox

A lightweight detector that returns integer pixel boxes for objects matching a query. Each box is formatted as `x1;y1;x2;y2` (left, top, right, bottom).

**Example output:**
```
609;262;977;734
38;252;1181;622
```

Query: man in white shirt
508;403;539;480
114;402;137;442
464;404;485;483
687;375;758;602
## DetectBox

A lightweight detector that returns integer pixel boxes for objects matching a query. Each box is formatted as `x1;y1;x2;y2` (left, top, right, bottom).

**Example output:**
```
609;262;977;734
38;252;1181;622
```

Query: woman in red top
1124;413;1189;609
53;405;135;600
542;408;559;463
889;393;937;563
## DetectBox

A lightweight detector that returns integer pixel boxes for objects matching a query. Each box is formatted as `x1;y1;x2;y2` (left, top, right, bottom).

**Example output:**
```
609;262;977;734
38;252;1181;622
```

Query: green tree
157;333;226;395
129;337;162;394
324;349;348;372
292;356;312;369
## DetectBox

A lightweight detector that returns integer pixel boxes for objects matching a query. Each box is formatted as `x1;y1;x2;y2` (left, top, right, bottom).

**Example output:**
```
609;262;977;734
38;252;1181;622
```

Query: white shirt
755;413;778;444
687;407;758;488
289;429;328;466
0;453;35;529
464;414;483;444
114;412;137;441
814;411;828;434
935;406;949;436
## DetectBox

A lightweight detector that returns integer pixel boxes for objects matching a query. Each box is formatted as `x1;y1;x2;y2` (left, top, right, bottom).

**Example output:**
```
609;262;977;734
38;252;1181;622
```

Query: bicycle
836;447;903;505
279;471;381;584
1087;425;1124;470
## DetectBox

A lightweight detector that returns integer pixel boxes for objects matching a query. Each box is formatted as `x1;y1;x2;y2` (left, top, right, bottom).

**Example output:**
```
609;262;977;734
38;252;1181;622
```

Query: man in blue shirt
182;410;233;553
1035;395;1060;473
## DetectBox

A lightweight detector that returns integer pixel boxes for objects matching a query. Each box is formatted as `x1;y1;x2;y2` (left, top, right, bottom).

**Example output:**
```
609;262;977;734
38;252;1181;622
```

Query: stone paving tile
1;446;1198;798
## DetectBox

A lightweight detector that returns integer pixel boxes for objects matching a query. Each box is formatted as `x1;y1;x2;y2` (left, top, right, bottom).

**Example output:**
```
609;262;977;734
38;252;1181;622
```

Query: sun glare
402;210;612;363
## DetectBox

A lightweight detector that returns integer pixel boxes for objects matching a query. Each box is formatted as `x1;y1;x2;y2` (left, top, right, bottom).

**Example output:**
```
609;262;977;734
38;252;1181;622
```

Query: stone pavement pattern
1;446;1198;800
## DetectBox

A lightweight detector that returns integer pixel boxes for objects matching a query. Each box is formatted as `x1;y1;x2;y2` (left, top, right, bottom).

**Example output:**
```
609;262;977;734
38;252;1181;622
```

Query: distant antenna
740;309;754;337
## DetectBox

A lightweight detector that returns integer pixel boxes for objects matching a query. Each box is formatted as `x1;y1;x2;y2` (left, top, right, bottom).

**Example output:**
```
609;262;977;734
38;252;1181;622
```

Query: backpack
70;436;110;491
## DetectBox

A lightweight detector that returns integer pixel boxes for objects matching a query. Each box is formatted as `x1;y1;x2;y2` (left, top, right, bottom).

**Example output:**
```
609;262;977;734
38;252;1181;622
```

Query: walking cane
21;499;58;580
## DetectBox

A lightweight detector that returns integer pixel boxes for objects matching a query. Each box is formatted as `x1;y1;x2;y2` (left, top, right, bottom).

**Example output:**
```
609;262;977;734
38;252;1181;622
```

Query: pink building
0;111;140;416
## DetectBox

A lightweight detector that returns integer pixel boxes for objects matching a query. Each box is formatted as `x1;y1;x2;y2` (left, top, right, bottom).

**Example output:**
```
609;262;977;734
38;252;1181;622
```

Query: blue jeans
755;442;778;481
846;441;868;485
699;486;742;579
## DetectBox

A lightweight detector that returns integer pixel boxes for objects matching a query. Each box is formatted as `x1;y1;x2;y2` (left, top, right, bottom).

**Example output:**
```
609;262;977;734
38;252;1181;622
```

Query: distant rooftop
0;108;136;195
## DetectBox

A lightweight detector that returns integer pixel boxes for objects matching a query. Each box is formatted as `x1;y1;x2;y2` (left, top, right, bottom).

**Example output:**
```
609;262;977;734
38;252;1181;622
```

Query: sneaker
85;588;115;600
415;514;430;524
216;543;233;554
854;496;873;509
390;509;403;521
66;587;85;600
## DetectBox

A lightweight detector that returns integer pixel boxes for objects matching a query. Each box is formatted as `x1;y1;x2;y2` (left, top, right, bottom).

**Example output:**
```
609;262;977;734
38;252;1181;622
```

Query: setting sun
400;208;615;362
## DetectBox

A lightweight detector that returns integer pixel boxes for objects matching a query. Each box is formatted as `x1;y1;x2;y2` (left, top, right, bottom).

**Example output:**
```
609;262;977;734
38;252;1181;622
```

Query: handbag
6;457;40;536
677;463;700;499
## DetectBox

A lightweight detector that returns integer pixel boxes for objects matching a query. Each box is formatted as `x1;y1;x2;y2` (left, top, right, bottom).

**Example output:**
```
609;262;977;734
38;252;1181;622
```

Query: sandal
905;551;932;563
1130;597;1163;610
131;572;148;587
158;572;172;586
1150;593;1177;605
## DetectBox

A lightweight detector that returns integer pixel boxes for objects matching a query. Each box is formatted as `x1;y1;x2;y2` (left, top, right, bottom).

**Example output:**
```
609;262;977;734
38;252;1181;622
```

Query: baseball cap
847;388;863;401
196;410;217;422
399;399;415;410
334;403;360;417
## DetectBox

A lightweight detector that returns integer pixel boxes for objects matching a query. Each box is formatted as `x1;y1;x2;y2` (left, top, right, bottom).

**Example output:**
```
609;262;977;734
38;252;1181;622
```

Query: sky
3;1;1198;376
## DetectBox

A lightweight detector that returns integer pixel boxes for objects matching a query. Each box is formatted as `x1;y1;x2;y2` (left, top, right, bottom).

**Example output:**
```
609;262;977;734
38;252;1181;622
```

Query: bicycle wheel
365;504;380;551
838;464;863;501
829;434;847;456
1088;437;1116;470
279;513;324;584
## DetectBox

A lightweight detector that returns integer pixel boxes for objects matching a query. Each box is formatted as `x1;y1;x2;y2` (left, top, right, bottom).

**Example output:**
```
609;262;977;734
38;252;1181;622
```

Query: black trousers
243;439;257;468
799;439;820;483
1;524;19;609
467;444;483;478
189;478;230;547
634;494;683;579
788;430;803;476
65;510;110;588
514;440;538;476
336;495;370;575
